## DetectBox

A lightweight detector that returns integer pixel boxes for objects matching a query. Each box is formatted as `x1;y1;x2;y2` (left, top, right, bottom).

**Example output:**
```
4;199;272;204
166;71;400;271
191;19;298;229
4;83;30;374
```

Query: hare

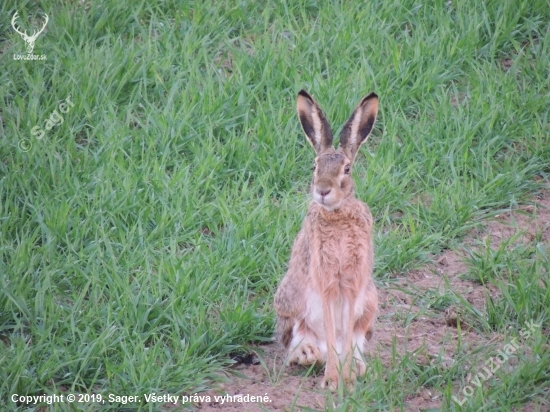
274;90;379;390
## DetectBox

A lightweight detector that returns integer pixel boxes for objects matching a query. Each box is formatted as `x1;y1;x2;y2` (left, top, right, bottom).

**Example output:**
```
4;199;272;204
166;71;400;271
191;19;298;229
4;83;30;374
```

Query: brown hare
274;90;379;390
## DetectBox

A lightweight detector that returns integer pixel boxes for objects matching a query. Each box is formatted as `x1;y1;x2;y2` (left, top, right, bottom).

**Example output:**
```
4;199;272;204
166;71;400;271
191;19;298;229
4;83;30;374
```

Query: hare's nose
317;188;331;197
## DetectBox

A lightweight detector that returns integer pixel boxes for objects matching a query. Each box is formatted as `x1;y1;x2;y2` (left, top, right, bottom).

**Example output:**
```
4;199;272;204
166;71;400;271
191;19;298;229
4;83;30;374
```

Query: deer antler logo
11;11;49;54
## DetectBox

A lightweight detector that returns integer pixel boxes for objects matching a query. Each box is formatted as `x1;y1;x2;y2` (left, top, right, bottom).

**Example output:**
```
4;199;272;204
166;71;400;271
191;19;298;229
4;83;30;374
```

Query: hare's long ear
338;93;378;164
296;90;333;155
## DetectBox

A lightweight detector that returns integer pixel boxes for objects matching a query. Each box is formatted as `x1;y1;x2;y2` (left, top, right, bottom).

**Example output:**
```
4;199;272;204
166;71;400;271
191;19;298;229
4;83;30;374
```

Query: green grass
1;0;549;410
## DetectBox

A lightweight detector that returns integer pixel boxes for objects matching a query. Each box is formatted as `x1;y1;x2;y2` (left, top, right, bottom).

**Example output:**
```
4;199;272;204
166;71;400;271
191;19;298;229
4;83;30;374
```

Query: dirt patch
190;186;549;411
195;343;325;411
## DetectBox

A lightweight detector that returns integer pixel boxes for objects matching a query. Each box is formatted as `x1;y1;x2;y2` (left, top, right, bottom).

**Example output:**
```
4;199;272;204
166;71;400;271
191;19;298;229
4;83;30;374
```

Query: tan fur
274;90;379;390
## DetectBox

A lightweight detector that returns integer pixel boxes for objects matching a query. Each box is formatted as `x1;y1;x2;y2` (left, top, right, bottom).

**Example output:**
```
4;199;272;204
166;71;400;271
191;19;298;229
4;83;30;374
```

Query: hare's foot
321;369;345;392
352;357;366;378
321;372;339;391
320;354;366;391
347;344;367;379
288;343;323;366
343;359;367;388
344;357;366;385
321;368;361;391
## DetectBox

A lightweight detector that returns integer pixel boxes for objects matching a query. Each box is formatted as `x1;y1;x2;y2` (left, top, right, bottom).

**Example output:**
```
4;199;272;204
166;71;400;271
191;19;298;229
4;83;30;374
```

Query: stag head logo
11;11;49;54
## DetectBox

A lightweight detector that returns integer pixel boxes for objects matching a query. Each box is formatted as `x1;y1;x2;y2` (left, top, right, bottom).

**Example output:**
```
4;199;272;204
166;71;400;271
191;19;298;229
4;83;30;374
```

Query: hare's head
296;90;379;212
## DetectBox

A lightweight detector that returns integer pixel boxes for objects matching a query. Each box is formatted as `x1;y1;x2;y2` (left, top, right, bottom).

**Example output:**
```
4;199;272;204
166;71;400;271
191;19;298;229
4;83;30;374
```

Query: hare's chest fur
302;200;374;345
308;200;373;284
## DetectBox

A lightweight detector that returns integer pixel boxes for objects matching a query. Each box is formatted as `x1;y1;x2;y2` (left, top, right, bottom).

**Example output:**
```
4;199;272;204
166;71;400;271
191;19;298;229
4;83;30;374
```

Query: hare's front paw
321;360;365;391
352;357;366;378
289;343;323;366
321;371;339;391
322;373;358;391
341;358;366;387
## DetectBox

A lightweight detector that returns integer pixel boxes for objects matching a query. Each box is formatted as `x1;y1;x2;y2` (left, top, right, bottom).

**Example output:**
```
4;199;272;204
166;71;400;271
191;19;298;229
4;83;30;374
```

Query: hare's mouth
313;192;340;211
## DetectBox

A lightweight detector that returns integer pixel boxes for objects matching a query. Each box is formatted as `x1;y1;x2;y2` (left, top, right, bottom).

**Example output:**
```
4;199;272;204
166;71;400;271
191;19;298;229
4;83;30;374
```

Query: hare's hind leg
277;312;323;366
276;233;325;367
287;319;324;366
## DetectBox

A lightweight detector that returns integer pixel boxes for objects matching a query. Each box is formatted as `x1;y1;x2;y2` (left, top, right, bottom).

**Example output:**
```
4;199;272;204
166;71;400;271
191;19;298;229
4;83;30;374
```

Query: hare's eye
312;163;316;171
344;164;351;174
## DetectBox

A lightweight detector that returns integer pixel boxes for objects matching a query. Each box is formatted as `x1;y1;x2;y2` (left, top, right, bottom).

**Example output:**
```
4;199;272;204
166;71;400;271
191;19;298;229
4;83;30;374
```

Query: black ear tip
298;89;313;99
359;92;378;107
